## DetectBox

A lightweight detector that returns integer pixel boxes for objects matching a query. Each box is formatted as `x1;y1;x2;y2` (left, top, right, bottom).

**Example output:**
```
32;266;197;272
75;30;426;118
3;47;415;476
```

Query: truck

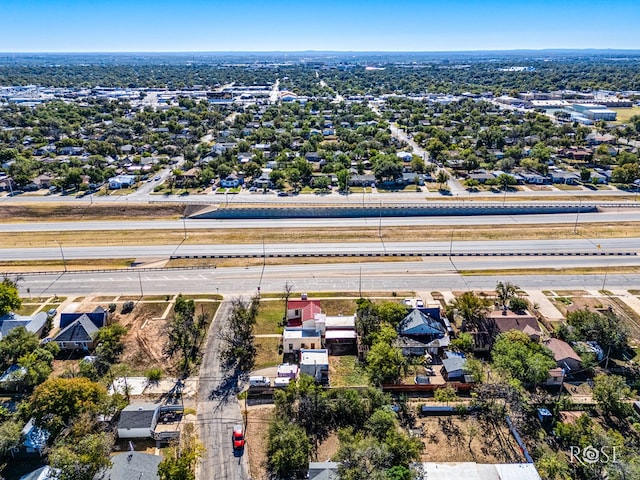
248;376;270;387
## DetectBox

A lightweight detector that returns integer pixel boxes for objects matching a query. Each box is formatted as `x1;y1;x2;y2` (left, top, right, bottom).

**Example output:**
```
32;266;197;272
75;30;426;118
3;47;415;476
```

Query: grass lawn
255;300;285;335
611;105;640;124
321;299;358;315
329;356;369;387
16;303;42;315
254;337;281;370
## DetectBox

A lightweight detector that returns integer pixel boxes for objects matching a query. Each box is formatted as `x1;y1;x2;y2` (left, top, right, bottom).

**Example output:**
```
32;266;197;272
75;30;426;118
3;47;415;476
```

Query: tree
496;173;516;190
0;419;22;459
49;418;113;480
366;341;405;386
376;301;408;328
18;347;55;388
495;281;518;309
221;295;259;371
436;170;450;189
29;377;107;435
164;294;203;374
0;277;21;317
266;420;311;480
313;175;330;191
158;423;204;480
491;331;555;386
448;291;490;331
337;168;350;192
426;138;446;160
451;332;473;353
93;323;127;364
592;374;632;418
0;326;39;367
508;297;529;314
434;385;457;405
373;156;402;183
565;308;629;353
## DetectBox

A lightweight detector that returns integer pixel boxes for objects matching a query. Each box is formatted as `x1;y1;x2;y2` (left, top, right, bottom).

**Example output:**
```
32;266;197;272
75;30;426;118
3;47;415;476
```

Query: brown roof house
543;338;582;372
486;309;542;342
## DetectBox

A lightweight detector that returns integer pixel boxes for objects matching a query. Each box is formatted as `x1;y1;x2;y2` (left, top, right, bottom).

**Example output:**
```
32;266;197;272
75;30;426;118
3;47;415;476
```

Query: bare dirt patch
417;415;525;463
0;203;185;223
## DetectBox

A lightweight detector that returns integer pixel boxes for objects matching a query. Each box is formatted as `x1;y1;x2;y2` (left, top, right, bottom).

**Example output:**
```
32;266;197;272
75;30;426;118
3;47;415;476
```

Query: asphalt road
3;238;638;261
2;210;640;232
196;301;249;480
16;260;640;299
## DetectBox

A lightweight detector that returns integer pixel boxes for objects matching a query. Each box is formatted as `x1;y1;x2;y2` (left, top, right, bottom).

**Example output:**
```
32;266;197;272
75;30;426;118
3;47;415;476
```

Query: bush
146;368;162;382
121;301;134;314
108;303;116;313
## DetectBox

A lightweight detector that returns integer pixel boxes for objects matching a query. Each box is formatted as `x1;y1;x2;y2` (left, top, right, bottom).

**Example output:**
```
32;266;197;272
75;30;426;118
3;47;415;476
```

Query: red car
232;425;245;449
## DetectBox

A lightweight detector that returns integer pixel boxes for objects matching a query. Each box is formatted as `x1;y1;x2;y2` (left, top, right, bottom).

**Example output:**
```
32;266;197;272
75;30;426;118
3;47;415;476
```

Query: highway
1;238;639;261
1;211;639;232
16;262;640;298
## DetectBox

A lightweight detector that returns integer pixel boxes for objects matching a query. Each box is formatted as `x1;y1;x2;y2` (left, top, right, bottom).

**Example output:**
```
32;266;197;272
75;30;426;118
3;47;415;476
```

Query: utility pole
55;240;67;272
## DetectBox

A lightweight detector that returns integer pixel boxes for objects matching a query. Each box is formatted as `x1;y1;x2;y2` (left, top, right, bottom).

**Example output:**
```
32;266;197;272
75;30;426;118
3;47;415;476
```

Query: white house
108;174;136;189
282;328;322;354
300;349;329;385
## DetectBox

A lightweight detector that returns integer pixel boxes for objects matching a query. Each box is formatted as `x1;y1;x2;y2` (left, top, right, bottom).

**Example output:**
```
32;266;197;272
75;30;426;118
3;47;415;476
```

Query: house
419;462;542;480
546;367;565;387
117;403;182;441
308;462;339;480
282;328;322;354
60;306;107;329
93;452;161;480
486;309;542;341
0;312;48;340
549;170;580;185
521;172;548;185
252;170;272;189
52;315;100;351
468;170;495;183
108;174;136;189
440;353;467;381
219;174;243;188
320;314;357;355
287;298;322;327
300;349;329;385
543;338;582;372
396;309;446;356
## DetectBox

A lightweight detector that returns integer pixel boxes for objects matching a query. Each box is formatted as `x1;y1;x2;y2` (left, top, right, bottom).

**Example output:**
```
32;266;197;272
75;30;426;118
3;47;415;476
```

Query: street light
55;240;67;272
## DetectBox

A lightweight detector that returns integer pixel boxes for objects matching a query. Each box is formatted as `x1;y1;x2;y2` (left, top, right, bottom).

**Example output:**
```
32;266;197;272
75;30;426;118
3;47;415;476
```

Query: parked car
154;175;161;181
232;425;245;449
414;375;431;385
277;191;289;197
249;376;270;387
403;298;413;307
416;298;424;308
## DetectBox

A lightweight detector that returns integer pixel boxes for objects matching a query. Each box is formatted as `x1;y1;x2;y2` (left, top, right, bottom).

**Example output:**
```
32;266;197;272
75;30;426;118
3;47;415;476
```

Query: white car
403;298;413;307
416;298;424;308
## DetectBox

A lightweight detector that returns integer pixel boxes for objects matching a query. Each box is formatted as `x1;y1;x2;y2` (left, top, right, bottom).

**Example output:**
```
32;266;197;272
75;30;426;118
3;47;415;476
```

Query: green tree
366;341;405;386
373;156;402;183
448;291;490;331
451;332;474;353
337;168;350;192
0;277;22;317
94;323;127;364
164;294;204;374
491;331;555;386
565;308;629;353
0;326;38;367
0;419;22;459
49;428;113;480
221;295;259;371
592;373;632;418
434;384;457;405
266;419;311;480
495;281;518;309
29;377;107;435
158;423;204;480
436;170;450;189
18;347;54;388
313;175;330;191
426;138;446;161
377;301;408;328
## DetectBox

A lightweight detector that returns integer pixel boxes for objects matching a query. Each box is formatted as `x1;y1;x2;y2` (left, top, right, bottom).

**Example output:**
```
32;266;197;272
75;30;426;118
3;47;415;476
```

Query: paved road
2;238;638;261
197;301;249;480
15;262;640;299
2;211;639;232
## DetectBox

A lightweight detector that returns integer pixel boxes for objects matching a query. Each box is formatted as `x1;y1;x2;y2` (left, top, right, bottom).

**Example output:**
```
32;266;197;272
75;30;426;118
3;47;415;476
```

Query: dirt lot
245;405;340;480
0;203;185;222
416;415;525;463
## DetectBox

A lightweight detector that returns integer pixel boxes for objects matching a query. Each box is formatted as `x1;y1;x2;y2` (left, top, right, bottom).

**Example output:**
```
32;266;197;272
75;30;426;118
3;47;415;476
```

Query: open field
0;203;185;223
611;105;640;124
2;221;640;249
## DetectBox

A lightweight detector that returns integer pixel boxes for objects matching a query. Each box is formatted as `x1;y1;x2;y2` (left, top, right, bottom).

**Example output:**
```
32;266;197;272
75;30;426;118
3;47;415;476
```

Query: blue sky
1;0;639;52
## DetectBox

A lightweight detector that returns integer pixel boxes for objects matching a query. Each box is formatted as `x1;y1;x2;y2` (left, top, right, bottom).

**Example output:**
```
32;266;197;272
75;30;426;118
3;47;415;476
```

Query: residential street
196;301;250;480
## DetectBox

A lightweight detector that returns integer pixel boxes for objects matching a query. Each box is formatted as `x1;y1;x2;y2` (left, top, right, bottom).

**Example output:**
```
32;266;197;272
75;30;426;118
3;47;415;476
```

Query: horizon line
2;48;640;55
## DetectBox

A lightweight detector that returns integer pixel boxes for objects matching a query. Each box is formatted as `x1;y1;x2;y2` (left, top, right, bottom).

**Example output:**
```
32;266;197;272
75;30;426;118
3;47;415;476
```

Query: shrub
146;368;162;382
